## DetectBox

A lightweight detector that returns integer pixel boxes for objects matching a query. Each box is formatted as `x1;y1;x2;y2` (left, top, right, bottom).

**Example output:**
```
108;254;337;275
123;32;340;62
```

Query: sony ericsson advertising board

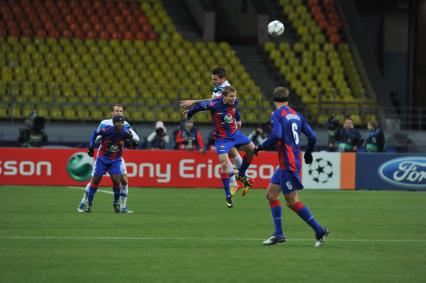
356;154;426;190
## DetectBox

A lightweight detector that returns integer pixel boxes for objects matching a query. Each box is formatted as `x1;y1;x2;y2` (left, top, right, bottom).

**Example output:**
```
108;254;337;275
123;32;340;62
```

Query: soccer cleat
225;196;234;208
113;203;120;213
314;227;330;248
119;207;134;214
236;175;254;196
77;202;86;213
230;183;240;197
85;204;92;213
263;234;286;245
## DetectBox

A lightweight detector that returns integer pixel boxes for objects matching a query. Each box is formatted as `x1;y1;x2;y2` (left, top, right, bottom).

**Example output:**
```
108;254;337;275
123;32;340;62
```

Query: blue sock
88;187;97;206
238;156;251;177
290;202;323;235
113;185;120;205
220;172;232;198
270;200;284;237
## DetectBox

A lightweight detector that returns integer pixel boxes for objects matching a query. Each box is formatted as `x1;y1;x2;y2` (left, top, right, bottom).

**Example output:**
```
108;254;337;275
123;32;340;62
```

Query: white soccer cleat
77;202;86;213
263;234;286;245
314;228;330;248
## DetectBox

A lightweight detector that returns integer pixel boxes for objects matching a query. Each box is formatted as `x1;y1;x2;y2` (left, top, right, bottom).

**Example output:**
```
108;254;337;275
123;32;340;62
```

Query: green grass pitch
1;186;425;283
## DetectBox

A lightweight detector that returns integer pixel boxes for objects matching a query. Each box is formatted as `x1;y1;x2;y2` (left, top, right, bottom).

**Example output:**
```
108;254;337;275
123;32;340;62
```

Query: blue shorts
270;168;304;195
215;131;251;155
93;157;122;177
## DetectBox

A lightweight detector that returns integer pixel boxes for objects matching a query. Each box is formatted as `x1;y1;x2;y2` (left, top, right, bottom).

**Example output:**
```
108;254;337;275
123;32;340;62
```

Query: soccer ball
267;20;285;37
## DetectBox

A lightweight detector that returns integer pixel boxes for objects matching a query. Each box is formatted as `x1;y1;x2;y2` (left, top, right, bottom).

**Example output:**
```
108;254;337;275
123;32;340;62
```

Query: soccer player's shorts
215;132;251;155
120;158;127;174
93;157;123;177
270;168;304;195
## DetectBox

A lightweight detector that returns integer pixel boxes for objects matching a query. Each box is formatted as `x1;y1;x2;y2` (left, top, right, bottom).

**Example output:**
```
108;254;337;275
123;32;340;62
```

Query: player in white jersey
180;67;251;196
77;104;140;213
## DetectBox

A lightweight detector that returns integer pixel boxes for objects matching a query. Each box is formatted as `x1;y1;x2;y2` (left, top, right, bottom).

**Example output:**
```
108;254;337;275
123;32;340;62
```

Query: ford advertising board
357;154;426;190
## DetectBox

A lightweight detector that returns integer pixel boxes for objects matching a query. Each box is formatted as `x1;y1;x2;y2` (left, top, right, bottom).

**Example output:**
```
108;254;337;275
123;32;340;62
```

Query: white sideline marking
67;186;113;195
1;236;425;243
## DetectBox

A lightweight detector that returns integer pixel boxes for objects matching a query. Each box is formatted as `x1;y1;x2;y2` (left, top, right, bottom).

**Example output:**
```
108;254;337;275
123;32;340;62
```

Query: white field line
67;186;113;195
0;235;425;243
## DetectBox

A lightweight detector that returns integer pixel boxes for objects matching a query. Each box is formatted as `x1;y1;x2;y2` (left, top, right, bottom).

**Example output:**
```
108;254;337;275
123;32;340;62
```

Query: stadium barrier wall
355;153;426;190
3;148;423;190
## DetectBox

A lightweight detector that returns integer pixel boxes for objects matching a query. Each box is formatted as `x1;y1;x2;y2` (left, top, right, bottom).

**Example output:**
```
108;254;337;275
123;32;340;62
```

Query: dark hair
368;120;378;128
273;87;289;101
211;67;226;78
221;85;236;96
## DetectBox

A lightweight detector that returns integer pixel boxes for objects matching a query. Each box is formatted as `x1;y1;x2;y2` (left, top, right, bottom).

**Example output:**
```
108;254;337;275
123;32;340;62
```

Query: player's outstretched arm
179;99;200;108
179;98;213;108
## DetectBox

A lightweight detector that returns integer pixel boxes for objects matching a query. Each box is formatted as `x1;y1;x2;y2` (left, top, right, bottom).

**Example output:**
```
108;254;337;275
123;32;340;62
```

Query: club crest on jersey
224;114;233;124
220;144;225;149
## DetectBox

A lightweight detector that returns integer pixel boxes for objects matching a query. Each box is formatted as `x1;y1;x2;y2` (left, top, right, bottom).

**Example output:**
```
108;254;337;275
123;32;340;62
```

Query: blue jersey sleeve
261;110;282;149
235;99;241;121
301;115;316;153
187;100;213;120
89;128;101;147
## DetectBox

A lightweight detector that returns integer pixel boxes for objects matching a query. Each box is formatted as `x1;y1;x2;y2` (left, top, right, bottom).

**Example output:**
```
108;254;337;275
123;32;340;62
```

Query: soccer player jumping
256;87;329;247
184;86;255;208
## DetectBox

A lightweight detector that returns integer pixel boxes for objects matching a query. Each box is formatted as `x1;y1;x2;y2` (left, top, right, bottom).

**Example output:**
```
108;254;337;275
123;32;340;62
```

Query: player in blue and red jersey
184;86;255;208
256;87;329;247
77;104;139;213
84;115;133;213
180;67;249;197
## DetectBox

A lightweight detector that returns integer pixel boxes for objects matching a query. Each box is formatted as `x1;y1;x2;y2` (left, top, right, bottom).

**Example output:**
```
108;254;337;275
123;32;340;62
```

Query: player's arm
93;121;106;144
128;127;140;143
235;99;242;129
301;116;316;164
88;128;101;157
256;112;281;153
180;99;212;108
184;100;212;120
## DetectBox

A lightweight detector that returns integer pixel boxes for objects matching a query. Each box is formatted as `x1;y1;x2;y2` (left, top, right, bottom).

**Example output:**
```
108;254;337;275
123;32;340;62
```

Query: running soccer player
83;115;133;213
255;87;329;247
77;104;139;213
180;67;249;196
184;86;255;208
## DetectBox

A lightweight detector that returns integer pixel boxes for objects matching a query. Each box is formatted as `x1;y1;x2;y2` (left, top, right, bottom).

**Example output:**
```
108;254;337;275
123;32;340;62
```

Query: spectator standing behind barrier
325;113;340;151
248;127;267;147
147;121;169;149
335;118;362;152
206;130;216;151
175;120;205;152
18;110;48;147
365;121;385;152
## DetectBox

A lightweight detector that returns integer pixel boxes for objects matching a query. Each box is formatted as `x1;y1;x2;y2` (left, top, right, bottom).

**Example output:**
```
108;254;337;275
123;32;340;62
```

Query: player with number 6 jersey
255;87;329;247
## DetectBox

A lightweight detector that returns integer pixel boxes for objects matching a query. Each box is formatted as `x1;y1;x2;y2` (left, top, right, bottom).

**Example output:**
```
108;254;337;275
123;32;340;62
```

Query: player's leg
119;158;132;213
119;174;131;213
237;141;255;177
109;160;123;213
227;148;240;196
111;174;121;213
282;171;329;247
263;170;286;245
84;158;106;212
86;175;102;212
235;138;256;195
218;153;234;208
77;162;97;212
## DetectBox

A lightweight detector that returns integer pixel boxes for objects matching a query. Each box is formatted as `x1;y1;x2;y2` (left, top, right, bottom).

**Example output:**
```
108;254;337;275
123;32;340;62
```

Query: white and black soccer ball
308;158;334;184
267;20;285;37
